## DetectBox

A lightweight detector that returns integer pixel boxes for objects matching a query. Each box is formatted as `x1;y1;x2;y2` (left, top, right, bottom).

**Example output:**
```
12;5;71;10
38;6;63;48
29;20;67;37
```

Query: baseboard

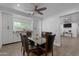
2;41;21;46
0;44;2;48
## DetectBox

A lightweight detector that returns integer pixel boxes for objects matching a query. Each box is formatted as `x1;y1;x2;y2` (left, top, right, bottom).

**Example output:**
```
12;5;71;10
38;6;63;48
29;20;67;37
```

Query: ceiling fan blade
37;11;43;15
37;7;47;11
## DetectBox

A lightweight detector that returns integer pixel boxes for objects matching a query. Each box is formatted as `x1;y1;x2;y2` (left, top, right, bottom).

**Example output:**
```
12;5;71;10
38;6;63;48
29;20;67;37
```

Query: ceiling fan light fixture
17;4;20;7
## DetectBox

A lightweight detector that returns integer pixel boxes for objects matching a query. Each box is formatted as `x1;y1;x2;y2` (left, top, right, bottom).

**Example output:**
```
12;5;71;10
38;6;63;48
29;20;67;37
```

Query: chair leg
27;52;29;56
21;46;22;52
45;53;47;56
23;49;25;56
52;49;53;56
45;51;47;56
23;49;29;56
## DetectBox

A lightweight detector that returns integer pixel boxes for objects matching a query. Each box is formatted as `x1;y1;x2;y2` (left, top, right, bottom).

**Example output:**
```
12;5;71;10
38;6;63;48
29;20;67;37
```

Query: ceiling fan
31;5;47;15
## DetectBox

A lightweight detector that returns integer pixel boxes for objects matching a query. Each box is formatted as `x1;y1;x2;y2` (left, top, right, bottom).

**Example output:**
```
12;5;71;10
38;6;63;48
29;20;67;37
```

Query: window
13;22;32;31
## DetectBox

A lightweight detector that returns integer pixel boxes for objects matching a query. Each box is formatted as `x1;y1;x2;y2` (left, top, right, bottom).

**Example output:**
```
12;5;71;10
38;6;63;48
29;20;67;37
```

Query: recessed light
17;4;20;7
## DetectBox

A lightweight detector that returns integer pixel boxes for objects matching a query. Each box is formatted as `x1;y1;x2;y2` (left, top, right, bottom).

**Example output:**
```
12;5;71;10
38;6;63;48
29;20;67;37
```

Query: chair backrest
42;32;52;38
45;33;56;52
27;31;32;37
20;33;29;52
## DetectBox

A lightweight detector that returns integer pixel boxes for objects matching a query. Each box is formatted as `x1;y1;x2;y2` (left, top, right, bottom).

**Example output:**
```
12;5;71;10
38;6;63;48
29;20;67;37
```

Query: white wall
42;16;61;46
72;23;78;37
0;12;2;48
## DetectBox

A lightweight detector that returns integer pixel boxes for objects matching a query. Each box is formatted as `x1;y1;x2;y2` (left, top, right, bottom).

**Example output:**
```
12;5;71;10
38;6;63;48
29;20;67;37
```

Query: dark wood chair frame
38;33;56;56
20;33;38;56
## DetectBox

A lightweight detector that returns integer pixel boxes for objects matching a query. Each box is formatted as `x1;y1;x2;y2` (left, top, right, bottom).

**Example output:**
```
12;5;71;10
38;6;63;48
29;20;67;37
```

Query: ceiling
0;3;79;18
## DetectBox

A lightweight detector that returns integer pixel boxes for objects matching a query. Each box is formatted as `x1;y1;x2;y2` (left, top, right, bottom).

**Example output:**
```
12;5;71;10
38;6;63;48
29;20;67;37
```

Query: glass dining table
28;37;46;46
27;36;46;56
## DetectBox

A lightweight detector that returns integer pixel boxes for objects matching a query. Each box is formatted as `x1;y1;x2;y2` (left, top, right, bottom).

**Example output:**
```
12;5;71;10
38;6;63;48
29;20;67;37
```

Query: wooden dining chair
38;33;56;56
20;33;38;56
20;33;30;56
